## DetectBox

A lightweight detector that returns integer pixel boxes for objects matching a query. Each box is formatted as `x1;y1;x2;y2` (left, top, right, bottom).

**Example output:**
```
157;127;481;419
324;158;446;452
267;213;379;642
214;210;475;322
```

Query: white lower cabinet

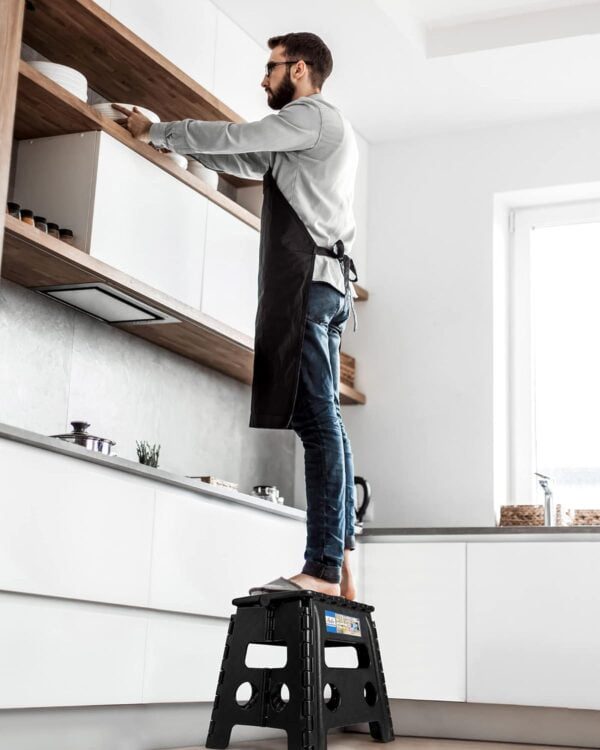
0;438;306;707
467;541;600;710
362;542;466;701
0;593;147;708
200;201;259;338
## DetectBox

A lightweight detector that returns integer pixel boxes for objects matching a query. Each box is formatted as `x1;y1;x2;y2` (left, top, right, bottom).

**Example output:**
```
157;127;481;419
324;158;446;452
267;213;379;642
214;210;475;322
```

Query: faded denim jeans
290;281;357;584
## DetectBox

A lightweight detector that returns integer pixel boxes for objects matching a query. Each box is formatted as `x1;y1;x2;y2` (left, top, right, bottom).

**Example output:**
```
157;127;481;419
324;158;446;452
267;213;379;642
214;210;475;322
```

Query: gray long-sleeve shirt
148;92;359;297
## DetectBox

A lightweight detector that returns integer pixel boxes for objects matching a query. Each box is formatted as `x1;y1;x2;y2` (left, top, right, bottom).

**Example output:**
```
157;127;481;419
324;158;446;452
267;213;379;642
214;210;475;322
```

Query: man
114;32;359;600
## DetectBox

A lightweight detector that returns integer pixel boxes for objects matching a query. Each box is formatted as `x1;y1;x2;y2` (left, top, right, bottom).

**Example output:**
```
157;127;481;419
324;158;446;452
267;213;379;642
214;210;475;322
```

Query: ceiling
211;0;600;143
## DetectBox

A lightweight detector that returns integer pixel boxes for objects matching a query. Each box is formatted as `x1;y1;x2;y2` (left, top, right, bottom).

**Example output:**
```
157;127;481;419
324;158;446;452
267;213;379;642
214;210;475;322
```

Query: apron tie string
316;240;359;332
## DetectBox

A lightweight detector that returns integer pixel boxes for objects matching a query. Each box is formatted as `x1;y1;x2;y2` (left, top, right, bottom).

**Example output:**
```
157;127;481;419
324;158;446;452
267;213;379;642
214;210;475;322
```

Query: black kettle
354;476;371;523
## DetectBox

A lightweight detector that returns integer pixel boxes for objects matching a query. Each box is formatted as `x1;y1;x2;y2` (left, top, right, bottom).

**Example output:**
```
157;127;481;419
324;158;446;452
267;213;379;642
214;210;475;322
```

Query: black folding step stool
205;589;395;750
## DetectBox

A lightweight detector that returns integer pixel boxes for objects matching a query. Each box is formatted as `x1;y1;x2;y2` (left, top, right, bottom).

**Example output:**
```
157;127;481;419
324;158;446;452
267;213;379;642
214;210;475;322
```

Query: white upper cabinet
201;201;259;338
467;541;600;710
109;0;218;93
362;541;466;702
92;133;208;308
213;11;271;123
14;131;208;309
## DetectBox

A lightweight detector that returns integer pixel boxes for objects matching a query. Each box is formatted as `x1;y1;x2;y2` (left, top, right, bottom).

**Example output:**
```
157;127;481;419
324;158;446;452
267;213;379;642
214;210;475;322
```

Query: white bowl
29;61;88;101
29;61;87;86
92;102;160;124
188;159;219;189
163;152;188;170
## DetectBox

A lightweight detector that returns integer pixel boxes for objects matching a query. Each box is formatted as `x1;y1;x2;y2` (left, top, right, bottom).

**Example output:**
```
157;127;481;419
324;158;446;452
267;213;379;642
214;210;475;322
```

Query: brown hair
267;32;333;89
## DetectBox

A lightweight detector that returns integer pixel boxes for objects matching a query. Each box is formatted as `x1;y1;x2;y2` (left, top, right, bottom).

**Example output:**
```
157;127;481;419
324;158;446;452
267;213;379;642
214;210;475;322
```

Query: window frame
510;199;600;505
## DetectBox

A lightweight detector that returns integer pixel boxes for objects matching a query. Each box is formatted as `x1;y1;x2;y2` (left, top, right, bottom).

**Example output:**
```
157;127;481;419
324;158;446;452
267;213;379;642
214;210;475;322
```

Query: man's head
262;32;333;110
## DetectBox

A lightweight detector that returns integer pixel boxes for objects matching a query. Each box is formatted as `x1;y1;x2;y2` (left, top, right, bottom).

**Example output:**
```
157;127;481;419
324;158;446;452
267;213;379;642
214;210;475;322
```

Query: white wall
344;111;600;528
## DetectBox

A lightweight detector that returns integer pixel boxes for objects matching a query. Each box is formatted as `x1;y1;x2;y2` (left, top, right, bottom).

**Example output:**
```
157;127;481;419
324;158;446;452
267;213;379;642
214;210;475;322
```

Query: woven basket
340;352;355;387
499;504;572;527
572;509;600;526
499;504;545;526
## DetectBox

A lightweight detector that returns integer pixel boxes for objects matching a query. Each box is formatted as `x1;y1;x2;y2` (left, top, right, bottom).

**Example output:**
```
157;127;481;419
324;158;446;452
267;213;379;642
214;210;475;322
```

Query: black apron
249;168;358;429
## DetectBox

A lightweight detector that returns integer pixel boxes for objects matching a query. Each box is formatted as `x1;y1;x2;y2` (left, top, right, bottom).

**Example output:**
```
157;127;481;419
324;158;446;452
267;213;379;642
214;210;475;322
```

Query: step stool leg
368;720;395;743
205;614;237;750
205;719;233;749
368;617;395;743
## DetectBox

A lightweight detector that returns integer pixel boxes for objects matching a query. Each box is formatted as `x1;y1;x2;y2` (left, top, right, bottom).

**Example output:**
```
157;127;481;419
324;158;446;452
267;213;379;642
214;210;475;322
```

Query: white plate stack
29;61;88;102
188;159;219;189
91;102;161;124
163;152;188;170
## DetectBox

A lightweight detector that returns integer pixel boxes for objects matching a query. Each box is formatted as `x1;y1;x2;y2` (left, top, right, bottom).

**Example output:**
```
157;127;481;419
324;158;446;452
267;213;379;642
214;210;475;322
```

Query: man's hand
112;104;152;143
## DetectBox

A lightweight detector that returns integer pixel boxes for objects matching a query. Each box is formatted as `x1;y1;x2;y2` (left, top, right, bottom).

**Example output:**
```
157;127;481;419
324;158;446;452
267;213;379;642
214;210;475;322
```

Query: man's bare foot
288;573;340;597
341;549;357;600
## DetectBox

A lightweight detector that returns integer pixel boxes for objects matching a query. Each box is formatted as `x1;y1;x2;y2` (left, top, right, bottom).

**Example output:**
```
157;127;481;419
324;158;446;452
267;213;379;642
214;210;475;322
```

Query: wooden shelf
21;0;260;189
15;61;261;232
353;283;368;301
1;216;366;405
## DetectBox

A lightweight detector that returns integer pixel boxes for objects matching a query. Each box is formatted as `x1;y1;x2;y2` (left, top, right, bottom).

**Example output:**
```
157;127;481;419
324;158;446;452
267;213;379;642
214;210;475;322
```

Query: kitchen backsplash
0;278;296;503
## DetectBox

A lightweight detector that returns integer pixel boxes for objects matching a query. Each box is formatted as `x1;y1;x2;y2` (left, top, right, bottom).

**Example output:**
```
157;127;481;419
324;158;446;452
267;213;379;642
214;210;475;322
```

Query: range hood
33;282;180;325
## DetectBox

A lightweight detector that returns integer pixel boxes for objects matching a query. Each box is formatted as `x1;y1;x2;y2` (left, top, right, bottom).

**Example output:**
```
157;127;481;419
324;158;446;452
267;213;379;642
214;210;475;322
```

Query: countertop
5;420;600;536
0;420;306;522
359;525;600;538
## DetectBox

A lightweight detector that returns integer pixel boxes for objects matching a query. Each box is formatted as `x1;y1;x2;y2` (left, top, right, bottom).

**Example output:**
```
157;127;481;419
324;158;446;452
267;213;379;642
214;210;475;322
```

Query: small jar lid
7;202;20;210
34;216;47;223
21;209;34;218
47;222;59;230
59;228;74;237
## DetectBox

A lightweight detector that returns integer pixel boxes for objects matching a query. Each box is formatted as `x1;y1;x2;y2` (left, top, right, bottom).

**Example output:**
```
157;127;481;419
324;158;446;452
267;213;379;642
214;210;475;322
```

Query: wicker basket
499;504;545;526
572;509;600;526
499;503;572;527
340;352;355;387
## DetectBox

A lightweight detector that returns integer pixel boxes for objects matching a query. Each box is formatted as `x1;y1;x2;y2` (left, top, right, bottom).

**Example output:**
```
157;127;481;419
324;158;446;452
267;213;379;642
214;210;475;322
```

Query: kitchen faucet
535;472;554;526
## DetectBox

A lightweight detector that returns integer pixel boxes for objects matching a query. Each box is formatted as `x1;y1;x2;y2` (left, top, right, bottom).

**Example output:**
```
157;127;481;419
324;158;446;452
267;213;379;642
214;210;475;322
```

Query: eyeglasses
264;60;313;78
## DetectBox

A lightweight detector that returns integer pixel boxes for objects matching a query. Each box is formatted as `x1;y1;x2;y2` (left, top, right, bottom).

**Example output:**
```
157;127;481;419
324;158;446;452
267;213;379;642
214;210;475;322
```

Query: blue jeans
290;281;357;584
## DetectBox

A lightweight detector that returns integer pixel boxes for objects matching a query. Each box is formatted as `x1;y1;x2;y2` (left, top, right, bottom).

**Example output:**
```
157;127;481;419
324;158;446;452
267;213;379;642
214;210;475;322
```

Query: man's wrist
148;122;170;148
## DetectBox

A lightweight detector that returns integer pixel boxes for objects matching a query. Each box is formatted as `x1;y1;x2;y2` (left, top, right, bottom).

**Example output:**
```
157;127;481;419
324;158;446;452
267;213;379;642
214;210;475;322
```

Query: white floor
173;733;585;749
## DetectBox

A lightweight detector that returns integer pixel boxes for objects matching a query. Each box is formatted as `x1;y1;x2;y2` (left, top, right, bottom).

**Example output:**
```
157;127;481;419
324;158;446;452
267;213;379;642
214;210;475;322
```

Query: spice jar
59;228;75;245
6;202;20;219
34;216;48;232
47;222;60;239
20;209;34;226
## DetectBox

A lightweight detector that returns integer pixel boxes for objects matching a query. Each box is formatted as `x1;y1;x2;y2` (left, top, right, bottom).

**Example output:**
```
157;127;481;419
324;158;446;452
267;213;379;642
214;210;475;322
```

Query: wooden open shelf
15;61;261;232
1;216;366;405
353;284;368;301
21;0;260;189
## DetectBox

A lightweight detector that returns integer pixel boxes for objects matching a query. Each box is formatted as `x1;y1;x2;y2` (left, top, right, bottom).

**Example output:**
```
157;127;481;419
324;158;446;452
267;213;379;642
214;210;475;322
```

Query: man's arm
149;98;322;156
187;151;270;180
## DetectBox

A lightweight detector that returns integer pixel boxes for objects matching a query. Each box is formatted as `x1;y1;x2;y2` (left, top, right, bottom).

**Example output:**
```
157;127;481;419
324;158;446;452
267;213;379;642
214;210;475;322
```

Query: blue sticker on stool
325;609;361;636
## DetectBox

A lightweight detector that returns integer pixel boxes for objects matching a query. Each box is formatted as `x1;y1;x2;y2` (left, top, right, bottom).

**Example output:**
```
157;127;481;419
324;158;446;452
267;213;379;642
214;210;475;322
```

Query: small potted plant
136;440;161;468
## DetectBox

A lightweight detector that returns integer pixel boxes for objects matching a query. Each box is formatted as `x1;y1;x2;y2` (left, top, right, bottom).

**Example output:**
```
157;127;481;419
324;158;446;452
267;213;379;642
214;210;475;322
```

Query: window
511;201;600;510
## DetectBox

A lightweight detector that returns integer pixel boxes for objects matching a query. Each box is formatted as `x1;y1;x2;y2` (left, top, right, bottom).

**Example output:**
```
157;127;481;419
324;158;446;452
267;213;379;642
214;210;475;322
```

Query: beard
267;71;296;110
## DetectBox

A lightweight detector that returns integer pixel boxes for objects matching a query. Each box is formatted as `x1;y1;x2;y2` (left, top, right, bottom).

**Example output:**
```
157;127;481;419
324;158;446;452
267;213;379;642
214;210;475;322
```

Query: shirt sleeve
148;98;322;155
187;152;270;180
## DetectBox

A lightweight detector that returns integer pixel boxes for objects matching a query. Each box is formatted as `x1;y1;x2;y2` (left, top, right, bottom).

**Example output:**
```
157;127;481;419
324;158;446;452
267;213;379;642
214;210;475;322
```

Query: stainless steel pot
50;421;116;456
